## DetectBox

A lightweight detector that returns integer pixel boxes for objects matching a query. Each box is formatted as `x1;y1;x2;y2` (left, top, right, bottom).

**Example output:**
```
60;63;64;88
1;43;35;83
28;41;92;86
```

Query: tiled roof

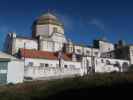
20;49;72;61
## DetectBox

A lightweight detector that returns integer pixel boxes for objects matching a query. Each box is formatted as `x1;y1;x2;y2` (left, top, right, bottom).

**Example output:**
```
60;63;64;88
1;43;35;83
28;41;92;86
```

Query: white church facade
0;12;132;84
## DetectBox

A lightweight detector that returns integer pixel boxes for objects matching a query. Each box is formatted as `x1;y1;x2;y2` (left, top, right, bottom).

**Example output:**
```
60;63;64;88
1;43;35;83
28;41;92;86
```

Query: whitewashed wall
68;44;100;57
82;57;129;74
7;60;24;84
99;41;114;53
40;40;64;52
24;58;82;79
54;42;63;52
129;46;133;64
36;25;49;37
37;24;67;52
35;24;65;38
13;38;38;54
51;33;67;43
49;24;64;35
40;40;54;52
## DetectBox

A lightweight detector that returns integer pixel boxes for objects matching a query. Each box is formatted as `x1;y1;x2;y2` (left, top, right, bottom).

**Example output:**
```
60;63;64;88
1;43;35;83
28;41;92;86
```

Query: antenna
49;9;58;16
47;9;51;14
46;9;56;14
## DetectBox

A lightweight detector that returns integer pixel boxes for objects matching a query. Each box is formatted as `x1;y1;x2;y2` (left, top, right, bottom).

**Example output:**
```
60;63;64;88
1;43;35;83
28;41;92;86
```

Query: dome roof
39;12;57;20
34;12;63;27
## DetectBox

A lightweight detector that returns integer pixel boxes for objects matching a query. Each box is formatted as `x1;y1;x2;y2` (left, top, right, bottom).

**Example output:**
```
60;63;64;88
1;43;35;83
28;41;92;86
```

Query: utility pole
58;50;63;70
91;47;95;75
86;55;89;75
23;43;26;80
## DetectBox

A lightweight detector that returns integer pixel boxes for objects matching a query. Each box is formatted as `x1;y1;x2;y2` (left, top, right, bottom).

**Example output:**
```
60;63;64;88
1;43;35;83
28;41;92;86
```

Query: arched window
101;59;104;63
122;62;129;72
86;60;89;66
45;64;49;67
77;49;81;53
64;65;68;68
28;62;33;66
106;60;111;65
86;51;90;55
86;60;91;73
114;61;121;72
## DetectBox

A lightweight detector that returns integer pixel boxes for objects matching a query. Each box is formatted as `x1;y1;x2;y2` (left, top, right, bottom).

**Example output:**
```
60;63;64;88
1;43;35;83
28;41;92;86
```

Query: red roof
20;49;72;61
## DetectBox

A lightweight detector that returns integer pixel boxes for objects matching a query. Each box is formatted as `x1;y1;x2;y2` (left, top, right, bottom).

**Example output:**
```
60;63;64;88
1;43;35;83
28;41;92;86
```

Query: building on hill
1;12;131;83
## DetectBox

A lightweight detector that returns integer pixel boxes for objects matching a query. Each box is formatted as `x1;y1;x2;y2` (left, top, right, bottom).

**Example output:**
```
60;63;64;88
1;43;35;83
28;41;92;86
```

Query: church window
53;27;58;33
64;65;68;68
56;64;59;68
40;63;44;67
108;48;111;51
69;47;73;52
101;59;104;63
106;53;110;58
45;64;49;67
77;49;81;53
106;60;111;65
69;65;75;69
95;52;98;56
86;51;90;55
95;60;98;65
111;52;114;58
29;62;33;66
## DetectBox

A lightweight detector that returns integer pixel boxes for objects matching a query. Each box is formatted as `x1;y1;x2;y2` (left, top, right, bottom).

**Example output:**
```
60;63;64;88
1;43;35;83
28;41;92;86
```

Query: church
0;12;132;84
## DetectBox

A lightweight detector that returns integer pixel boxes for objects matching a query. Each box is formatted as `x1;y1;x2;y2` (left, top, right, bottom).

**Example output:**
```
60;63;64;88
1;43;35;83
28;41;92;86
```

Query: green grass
0;72;133;100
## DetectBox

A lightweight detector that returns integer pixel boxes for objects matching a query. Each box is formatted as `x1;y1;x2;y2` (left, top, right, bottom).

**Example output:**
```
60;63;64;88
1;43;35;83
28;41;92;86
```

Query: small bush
7;82;14;86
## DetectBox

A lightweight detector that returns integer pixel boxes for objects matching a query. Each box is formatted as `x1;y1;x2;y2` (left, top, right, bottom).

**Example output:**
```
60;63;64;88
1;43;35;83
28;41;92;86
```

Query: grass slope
0;73;133;100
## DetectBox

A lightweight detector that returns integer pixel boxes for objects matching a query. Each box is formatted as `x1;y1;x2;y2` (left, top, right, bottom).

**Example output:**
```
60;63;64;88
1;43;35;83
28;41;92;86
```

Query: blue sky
0;0;133;50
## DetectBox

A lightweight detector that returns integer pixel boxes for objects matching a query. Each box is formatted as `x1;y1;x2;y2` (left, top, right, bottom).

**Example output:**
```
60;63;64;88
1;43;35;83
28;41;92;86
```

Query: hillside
0;73;133;100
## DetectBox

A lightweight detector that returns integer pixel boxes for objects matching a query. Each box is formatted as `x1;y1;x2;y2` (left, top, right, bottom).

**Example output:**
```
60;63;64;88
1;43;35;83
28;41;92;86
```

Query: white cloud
55;12;75;31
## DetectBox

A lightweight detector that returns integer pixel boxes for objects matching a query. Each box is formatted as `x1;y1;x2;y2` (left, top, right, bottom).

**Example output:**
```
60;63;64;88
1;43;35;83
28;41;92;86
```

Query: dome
39;12;57;20
34;12;63;27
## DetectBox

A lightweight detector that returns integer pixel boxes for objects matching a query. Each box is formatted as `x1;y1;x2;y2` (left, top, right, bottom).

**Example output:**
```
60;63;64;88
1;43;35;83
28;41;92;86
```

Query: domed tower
32;12;67;52
32;12;64;38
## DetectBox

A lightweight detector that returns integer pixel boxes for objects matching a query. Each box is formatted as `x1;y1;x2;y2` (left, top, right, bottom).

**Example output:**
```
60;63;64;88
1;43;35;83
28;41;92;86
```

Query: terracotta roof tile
20;49;72;61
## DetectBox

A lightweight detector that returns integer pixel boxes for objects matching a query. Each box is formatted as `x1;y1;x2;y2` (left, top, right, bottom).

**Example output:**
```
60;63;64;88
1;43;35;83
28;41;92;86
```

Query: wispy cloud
56;13;74;31
88;18;105;32
0;26;10;33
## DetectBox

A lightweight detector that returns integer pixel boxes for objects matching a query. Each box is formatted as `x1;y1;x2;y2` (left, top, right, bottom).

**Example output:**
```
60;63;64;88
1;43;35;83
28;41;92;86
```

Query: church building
1;12;131;84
